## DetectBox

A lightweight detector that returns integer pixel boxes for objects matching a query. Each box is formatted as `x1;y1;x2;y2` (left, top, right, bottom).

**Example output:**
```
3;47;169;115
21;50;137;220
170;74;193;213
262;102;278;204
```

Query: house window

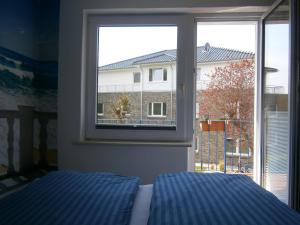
97;103;104;116
148;102;167;117
149;68;167;82
226;138;251;157
133;72;141;83
85;14;194;141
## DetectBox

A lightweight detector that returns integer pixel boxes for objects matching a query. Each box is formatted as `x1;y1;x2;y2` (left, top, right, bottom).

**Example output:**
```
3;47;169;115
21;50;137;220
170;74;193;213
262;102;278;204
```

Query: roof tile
99;46;254;71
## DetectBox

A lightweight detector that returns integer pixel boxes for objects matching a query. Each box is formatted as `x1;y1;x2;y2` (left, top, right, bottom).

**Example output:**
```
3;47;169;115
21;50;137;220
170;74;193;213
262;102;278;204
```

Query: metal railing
0;106;57;178
195;119;253;176
98;84;141;93
97;118;176;126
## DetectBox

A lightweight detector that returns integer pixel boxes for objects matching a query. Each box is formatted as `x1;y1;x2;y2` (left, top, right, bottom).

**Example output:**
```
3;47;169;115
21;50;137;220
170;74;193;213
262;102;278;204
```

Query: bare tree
199;59;255;170
199;59;255;120
112;94;131;120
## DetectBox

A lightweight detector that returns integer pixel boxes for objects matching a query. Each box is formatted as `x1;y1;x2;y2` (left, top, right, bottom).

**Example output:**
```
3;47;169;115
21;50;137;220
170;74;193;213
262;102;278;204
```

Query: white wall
58;0;269;183
99;70;137;86
99;61;229;92
98;69;141;92
99;64;177;92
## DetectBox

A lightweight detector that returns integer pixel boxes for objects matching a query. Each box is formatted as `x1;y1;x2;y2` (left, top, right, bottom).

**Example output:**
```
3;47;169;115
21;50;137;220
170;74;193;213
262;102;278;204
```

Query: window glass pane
195;22;255;175
240;140;249;154
226;139;235;153
149;69;153;81
263;0;290;204
152;69;163;81
163;69;168;81
97;26;177;127
133;72;141;83
97;103;103;114
153;103;162;115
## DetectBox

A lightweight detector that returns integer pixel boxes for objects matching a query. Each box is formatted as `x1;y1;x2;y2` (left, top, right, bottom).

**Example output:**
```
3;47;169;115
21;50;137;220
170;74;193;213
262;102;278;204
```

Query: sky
98;23;288;93
98;26;177;66
98;24;256;66
264;24;289;94
197;24;256;53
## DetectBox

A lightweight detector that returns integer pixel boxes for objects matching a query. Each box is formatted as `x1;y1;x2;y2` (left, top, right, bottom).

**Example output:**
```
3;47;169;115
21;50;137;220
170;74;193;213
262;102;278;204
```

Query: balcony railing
97;118;176;126
98;84;141;93
0;106;57;178
195;119;253;176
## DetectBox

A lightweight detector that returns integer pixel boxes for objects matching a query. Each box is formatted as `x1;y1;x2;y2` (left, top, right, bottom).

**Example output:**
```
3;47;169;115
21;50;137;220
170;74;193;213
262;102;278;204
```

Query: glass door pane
195;22;256;176
263;0;290;204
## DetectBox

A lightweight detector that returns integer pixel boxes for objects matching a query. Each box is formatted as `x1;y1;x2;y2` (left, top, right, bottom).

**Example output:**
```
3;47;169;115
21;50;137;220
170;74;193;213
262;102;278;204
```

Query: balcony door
261;0;290;204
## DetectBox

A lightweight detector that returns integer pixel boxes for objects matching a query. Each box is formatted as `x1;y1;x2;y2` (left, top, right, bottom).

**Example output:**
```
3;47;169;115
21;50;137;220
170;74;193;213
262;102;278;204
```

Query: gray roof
99;46;254;71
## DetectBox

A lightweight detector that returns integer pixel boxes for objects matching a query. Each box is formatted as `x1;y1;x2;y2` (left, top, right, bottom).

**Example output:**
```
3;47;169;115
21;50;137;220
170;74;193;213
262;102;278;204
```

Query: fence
195;119;253;175
97;118;176;126
0;106;57;178
98;84;141;93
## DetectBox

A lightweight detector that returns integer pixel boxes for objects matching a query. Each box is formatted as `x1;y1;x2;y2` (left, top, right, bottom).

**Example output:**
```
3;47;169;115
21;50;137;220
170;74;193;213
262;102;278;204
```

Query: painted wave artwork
0;46;57;110
0;46;58;170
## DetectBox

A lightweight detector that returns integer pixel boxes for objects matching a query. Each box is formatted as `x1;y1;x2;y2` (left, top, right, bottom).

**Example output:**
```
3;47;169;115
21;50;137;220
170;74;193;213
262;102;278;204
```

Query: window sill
73;139;192;147
147;115;167;118
148;81;168;83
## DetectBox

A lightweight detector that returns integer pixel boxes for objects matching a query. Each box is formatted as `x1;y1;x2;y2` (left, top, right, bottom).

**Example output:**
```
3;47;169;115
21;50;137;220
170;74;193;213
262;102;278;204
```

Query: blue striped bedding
148;172;300;225
0;171;140;225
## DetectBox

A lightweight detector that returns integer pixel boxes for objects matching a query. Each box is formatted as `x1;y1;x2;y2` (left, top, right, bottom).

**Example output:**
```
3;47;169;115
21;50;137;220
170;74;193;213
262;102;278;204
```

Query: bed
1;171;300;225
0;171;140;225
148;172;300;225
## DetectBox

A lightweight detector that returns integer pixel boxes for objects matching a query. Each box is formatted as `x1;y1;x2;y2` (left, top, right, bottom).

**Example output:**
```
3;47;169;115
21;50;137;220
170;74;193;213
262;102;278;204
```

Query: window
149;68;167;82
96;25;176;129
226;138;251;157
97;103;104;116
85;14;194;141
148;102;167;117
262;0;290;204
133;72;141;83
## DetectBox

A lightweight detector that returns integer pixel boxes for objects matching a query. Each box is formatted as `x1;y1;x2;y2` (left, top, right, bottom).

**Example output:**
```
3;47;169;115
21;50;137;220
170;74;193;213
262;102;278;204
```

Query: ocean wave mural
0;46;57;111
0;46;58;171
0;0;59;173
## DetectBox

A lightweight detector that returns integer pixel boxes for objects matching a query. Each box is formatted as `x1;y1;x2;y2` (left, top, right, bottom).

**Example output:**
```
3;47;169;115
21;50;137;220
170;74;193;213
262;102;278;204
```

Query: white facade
98;61;230;93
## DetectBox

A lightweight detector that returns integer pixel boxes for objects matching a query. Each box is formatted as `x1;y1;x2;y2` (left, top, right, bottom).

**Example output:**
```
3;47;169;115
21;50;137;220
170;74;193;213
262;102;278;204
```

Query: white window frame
148;102;167;117
84;14;195;142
